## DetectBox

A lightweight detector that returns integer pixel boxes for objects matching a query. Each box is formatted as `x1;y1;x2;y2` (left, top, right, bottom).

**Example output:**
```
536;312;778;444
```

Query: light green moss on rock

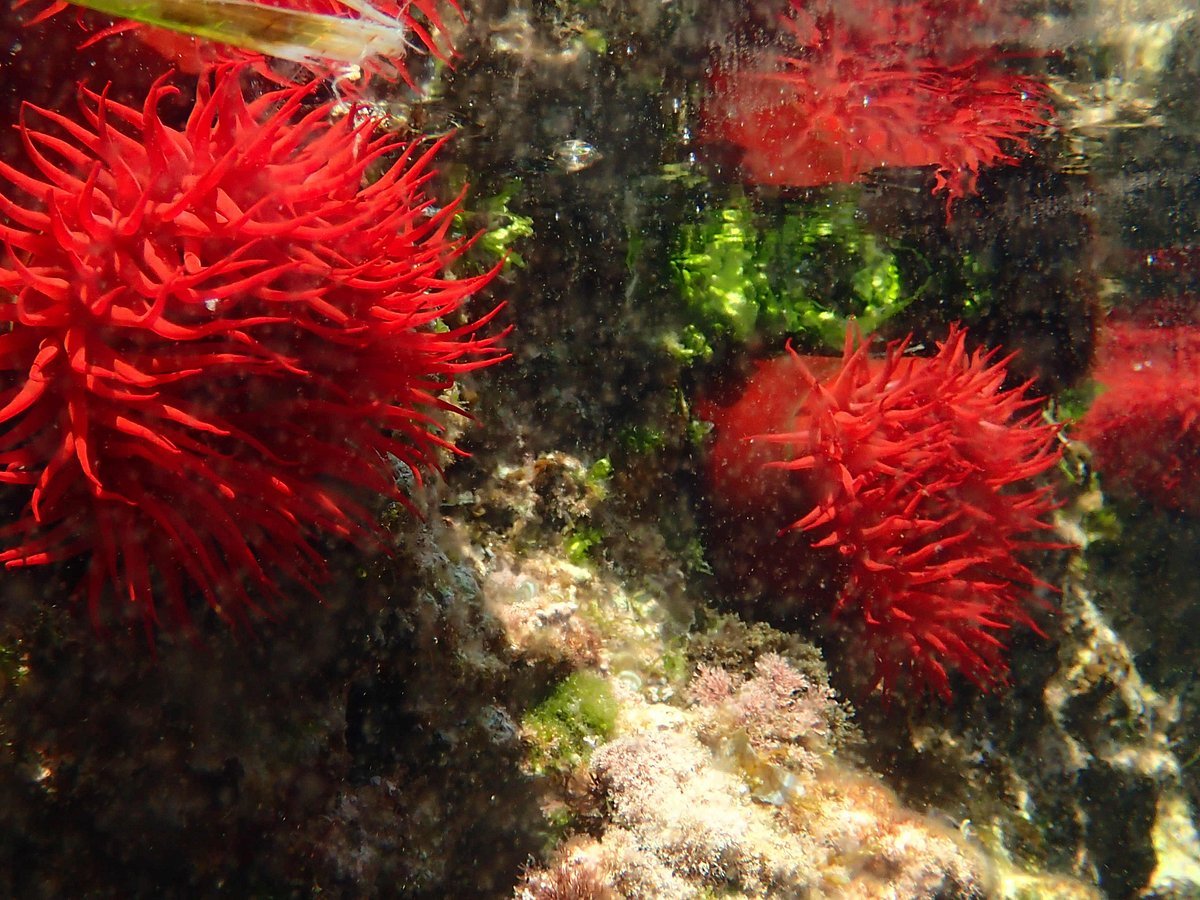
522;671;618;775
670;191;909;354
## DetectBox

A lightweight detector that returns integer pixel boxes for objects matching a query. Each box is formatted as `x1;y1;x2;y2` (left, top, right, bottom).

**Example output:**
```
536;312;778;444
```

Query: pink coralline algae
1077;317;1200;514
702;0;1051;213
0;68;505;633
699;326;1063;699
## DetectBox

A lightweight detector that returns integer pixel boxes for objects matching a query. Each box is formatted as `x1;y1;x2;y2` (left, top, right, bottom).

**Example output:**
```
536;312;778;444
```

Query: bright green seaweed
670;191;909;355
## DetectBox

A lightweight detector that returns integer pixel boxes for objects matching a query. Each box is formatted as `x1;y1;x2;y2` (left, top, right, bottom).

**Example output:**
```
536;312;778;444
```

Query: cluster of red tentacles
703;0;1050;214
0;67;505;633
701;326;1063;699
1078;315;1200;514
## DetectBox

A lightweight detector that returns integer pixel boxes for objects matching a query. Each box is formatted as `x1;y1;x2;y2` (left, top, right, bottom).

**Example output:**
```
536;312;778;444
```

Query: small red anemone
0;68;505;633
703;0;1050;214
1078;317;1200;513
700;326;1063;699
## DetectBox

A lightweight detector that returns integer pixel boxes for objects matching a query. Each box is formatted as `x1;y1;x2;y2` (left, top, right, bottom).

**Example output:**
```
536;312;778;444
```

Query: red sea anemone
699;326;1062;699
0;67;505;633
1077;316;1200;514
702;0;1050;214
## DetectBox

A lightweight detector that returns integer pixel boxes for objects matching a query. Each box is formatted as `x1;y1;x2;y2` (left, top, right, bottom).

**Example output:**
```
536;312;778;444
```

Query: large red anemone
700;326;1063;699
0;67;505;633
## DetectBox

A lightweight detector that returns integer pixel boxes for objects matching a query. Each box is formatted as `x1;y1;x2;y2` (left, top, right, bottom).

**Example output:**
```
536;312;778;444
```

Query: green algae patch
522;671;618;775
565;524;605;564
670;191;909;354
671;193;770;348
449;177;534;270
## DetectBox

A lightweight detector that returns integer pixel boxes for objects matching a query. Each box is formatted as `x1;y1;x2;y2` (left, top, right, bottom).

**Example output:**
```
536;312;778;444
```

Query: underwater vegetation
703;0;1051;215
518;650;992;897
700;325;1064;699
670;193;908;356
521;670;617;776
0;66;505;632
